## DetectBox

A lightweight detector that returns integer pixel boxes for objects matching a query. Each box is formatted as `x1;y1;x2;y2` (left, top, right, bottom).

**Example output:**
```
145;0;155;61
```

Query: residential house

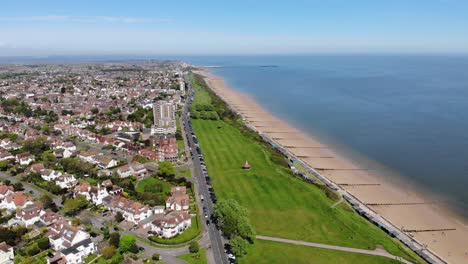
40;169;62;181
77;151;97;164
15;202;44;227
165;187;190;211
157;137;178;163
0;183;14;200
104;196;152;224
74;182;109;205
0;139;20;151
53;148;74;159
150;210;191;238
0;242;14;264
116;162;147;179
0;192;33;211
101;180;123;196
47;220;95;264
16;152;35;166
138;148;159;161
40;210;63;226
29;163;45;173
55;174;77;189
0;149;14;162
47;220;92;251
53;142;76;158
93;155;118;169
60;238;95;264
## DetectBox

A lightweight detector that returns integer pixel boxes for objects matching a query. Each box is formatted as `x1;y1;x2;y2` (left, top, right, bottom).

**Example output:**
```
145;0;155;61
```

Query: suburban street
181;75;229;264
0;171;62;206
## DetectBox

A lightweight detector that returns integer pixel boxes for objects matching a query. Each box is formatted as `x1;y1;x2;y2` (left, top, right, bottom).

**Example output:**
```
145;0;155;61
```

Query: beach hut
242;160;251;170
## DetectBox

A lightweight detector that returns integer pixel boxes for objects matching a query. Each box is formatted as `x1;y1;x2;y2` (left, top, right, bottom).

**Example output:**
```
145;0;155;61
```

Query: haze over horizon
1;0;468;56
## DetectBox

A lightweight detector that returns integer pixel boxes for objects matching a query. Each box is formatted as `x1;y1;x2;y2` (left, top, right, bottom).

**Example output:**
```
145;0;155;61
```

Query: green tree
214;199;255;241
115;212;124;222
109;232;120;248
189;241;200;253
40;125;51;135
63;195;89;216
39;194;54;209
119;234;138;253
12;182;23;191
37;237;50;250
25;243;40;256
101;246;116;259
0;161;10;171
152;253;160;261
40;151;56;166
71;217;81;226
157;161;175;179
230;236;249;257
22;137;50;156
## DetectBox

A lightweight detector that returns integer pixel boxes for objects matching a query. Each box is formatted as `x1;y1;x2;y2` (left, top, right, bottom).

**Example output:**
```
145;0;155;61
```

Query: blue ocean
183;55;468;219
2;54;468;218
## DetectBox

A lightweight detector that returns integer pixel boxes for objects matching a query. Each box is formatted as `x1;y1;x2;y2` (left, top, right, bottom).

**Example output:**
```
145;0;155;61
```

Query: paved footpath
256;235;413;264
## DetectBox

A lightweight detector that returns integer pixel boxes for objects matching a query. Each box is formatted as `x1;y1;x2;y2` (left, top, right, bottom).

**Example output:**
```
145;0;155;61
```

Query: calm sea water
2;54;468;218
182;55;468;219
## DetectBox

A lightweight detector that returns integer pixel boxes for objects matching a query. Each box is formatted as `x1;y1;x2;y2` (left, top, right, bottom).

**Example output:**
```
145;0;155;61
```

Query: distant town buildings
152;101;177;135
0;61;191;263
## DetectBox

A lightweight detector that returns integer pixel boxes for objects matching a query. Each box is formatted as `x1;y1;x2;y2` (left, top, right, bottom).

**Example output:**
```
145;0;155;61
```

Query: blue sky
1;0;468;55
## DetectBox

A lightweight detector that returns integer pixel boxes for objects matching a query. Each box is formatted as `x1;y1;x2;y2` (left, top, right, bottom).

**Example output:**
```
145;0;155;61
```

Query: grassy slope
189;73;424;263
177;248;208;264
242;240;401;264
193;120;421;263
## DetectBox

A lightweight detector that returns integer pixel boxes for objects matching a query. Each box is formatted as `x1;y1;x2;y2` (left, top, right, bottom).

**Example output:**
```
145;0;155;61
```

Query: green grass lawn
190;74;212;107
136;177;172;194
177;248;207;264
176;118;186;159
241;240;401;264
150;216;202;245
176;167;192;178
192;119;423;263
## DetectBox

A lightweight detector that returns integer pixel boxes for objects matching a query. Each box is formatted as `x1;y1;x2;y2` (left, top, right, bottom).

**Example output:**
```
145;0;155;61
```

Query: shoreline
194;69;468;264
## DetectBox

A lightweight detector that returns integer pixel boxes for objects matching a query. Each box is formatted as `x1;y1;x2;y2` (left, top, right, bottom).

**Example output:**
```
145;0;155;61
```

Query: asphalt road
181;75;229;264
0;171;62;206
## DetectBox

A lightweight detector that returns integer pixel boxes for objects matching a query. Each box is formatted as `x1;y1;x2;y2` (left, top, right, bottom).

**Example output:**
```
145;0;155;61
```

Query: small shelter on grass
242;160;251;170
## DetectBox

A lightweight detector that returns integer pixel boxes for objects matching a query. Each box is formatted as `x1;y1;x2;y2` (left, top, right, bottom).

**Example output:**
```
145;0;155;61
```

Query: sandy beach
195;69;468;264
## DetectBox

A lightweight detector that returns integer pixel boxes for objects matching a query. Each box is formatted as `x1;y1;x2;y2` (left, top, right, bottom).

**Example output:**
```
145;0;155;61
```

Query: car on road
206;219;210;225
200;195;204;201
138;247;145;252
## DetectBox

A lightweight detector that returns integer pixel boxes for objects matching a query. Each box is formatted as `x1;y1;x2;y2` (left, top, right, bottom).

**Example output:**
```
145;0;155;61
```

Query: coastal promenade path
256;235;413;264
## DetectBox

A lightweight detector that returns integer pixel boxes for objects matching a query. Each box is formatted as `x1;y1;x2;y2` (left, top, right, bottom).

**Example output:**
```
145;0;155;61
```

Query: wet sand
195;69;468;264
